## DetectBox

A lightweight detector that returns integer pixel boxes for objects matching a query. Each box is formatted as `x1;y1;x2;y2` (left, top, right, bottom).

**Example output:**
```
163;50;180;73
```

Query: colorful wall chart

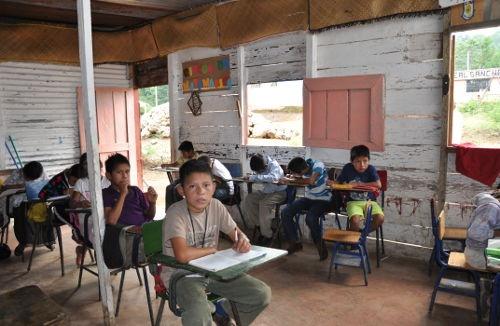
182;55;232;93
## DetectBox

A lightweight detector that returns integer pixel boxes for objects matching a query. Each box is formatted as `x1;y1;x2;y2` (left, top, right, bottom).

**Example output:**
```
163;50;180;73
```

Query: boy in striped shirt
281;157;331;261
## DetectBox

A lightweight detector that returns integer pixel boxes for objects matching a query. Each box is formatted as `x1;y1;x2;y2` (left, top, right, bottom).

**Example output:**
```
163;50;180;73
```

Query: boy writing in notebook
162;159;271;325
329;145;384;232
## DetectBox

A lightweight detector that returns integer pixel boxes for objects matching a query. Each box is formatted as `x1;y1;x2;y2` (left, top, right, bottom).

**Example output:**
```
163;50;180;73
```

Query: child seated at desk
281;156;331;261
103;153;157;226
465;192;500;269
162;159;271;325
243;154;286;246
329;145;384;232
161;140;199;168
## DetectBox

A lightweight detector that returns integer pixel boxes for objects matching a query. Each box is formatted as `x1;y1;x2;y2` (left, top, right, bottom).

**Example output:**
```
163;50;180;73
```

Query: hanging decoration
188;91;202;116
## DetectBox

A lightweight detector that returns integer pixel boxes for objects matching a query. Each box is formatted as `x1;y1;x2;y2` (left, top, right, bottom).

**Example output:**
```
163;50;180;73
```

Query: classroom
0;0;499;325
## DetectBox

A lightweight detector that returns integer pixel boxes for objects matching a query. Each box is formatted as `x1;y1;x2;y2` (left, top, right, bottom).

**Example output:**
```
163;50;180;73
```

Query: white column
306;32;318;78
76;1;115;324
237;45;248;146
168;52;180;163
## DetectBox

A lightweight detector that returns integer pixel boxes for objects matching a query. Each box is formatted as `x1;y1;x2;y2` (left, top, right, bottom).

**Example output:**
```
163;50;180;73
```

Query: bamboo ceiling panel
217;0;308;48
309;0;440;30
0;24;79;64
152;5;219;55
94;25;158;63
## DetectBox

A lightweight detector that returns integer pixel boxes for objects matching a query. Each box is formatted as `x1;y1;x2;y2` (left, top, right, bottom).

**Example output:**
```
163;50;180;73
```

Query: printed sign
182;55;232;93
455;68;500;80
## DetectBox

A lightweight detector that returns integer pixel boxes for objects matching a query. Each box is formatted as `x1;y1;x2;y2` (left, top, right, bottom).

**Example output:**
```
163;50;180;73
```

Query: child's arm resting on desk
170;237;217;264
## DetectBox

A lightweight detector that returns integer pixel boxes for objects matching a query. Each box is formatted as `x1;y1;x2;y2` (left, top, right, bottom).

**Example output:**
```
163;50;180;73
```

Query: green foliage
459;100;500;117
455;31;500;70
139;85;168;114
458;100;500;145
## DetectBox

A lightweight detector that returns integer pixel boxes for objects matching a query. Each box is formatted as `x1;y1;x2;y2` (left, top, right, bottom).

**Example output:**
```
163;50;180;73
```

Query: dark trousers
281;197;331;244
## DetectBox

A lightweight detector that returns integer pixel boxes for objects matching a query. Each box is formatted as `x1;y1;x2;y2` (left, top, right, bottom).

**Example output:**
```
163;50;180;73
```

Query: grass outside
458;100;500;146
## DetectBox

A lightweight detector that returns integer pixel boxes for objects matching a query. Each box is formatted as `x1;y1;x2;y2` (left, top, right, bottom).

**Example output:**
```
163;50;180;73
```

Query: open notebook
188;248;266;272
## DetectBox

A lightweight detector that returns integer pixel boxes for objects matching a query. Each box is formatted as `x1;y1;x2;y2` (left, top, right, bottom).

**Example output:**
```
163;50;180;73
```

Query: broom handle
4;141;20;169
8;136;22;168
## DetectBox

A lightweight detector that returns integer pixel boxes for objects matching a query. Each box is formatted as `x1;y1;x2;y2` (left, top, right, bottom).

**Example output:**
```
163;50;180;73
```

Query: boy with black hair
162;158;271;325
281;157;331;260
331;144;384;232
38;164;82;200
243;154;286;245
103;153;157;226
162;140;199;168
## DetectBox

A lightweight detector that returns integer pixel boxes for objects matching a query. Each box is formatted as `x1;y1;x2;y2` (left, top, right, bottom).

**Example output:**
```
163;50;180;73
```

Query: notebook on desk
189;248;266;272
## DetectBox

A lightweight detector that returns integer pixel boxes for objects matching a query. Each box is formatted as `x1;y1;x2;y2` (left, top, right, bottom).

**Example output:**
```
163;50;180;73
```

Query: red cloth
455;143;500;187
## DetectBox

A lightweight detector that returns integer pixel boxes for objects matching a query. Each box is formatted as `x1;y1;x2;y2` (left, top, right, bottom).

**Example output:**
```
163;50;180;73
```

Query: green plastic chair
142;220;241;326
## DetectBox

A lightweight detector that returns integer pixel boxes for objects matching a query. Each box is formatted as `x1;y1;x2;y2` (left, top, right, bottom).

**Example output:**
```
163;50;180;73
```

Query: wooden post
306;32;317;78
237;46;248;146
168;52;180;163
437;13;451;213
76;0;115;324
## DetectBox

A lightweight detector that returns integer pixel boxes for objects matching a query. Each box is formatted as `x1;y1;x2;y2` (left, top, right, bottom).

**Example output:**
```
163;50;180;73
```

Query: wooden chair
428;199;467;276
323;202;373;286
428;203;483;320
142;220;241;326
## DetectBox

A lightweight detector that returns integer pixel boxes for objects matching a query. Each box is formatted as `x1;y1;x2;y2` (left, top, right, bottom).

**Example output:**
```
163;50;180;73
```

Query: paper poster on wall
451;0;500;26
182;55;232;93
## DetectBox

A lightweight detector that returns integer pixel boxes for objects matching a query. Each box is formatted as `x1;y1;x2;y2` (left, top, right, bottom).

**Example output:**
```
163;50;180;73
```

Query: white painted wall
168;17;494;259
0;62;131;176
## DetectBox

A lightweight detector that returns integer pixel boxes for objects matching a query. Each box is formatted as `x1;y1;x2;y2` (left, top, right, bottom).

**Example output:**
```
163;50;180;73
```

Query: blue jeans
281;197;331;244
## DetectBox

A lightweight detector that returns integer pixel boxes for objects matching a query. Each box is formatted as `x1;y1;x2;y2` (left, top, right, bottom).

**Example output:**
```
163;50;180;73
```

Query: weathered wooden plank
318;32;442;68
244;32;306;67
316;61;443;90
178;93;238;113
196;143;242;160
247;60;305;84
385;87;442;116
316;14;443;46
180;127;241;145
244;145;306;165
385;116;441;145
311;144;440;171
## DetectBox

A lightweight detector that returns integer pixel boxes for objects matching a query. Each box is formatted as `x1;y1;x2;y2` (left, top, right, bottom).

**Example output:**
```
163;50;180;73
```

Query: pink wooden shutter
303;75;384;151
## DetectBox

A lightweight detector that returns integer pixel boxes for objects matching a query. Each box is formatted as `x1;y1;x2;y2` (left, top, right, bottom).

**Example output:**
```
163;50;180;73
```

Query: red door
77;87;143;187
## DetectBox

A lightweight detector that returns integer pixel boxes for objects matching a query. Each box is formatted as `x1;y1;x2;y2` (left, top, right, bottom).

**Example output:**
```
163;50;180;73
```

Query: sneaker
212;313;236;326
45;242;55;251
14;244;25;256
286;242;303;255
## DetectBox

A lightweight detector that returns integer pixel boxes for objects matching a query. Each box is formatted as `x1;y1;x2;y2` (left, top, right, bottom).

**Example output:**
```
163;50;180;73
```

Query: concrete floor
0;224;486;326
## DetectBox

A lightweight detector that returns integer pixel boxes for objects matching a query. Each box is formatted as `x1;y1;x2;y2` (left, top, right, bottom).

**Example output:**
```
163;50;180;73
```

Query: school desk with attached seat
323;202;373;286
142;220;287;326
428;199;467;276
428;203;484;320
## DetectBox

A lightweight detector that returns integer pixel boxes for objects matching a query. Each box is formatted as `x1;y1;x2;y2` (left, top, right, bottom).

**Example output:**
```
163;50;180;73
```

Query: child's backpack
102;224;145;269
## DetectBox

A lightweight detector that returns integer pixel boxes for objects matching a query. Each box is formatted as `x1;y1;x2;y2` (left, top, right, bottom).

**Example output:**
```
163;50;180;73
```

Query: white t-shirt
72;176;111;245
211;159;234;195
74;176;111;200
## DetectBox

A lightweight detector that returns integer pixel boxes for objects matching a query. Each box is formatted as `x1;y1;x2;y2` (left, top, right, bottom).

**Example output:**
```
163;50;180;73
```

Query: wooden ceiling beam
0;0;175;20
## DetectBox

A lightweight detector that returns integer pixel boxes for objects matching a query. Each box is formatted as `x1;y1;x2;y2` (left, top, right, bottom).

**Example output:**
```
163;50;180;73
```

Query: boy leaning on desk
162;158;271;325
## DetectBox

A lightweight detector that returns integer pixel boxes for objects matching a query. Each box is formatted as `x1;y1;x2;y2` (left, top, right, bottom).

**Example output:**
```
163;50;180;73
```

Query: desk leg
167;172;174;184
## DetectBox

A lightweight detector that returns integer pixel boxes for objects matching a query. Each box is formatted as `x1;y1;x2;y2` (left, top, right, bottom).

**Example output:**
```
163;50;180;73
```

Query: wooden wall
0;62;131;176
167;15;493;259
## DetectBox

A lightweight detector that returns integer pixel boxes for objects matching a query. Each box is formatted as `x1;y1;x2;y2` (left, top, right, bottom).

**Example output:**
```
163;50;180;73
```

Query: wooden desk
0;285;69;326
153;245;287;281
158;166;179;184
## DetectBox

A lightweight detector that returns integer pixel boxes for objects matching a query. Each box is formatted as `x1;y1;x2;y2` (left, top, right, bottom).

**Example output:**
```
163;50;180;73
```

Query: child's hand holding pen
232;228;251;253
